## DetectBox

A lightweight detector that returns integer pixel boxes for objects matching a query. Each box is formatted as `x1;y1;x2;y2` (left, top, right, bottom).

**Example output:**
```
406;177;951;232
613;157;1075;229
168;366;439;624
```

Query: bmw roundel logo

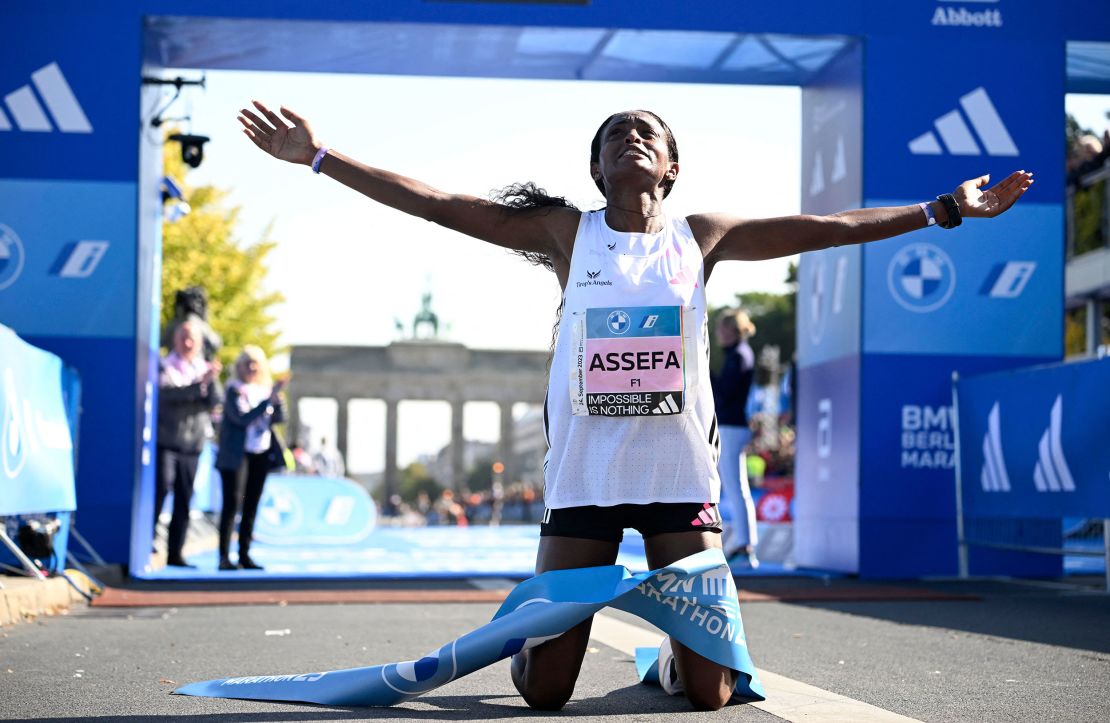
257;481;303;534
606;310;631;335
0;224;26;291
887;243;956;313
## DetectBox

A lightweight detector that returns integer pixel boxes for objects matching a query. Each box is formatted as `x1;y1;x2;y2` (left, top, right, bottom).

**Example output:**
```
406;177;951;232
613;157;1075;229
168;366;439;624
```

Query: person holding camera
214;345;286;571
155;316;222;568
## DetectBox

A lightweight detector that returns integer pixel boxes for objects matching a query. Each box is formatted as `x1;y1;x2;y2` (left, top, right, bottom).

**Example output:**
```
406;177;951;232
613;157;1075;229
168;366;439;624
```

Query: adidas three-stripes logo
980;402;1010;492
651;394;680;415
690;503;720;528
908;87;1016;157
1;62;91;133
1033;396;1075;493
981;396;1077;495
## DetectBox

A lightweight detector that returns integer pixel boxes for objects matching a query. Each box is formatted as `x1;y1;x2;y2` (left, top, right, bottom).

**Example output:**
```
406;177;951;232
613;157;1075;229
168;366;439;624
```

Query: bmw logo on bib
606;310;631;335
887;242;955;313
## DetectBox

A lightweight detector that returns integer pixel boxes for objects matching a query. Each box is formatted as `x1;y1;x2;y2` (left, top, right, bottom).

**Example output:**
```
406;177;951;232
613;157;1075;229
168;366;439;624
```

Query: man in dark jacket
155;316;222;567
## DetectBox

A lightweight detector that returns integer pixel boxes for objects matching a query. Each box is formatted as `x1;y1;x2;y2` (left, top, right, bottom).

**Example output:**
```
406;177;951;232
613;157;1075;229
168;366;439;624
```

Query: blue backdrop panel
0;327;77;515
801;42;862;218
0;9;141;183
859;353;1059;578
1;7;144;566
797;41;863;369
956;357;1110;519
794;355;860;572
862;202;1063;358
797;245;863;369
0;180;137;338
863;34;1064;205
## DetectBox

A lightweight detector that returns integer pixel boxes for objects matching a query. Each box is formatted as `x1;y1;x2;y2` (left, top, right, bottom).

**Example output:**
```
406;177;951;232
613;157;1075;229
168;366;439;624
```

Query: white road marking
590;613;922;723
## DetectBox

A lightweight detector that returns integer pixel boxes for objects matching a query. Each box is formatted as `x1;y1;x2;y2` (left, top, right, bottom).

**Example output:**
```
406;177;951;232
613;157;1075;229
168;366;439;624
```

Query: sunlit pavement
3;574;1108;722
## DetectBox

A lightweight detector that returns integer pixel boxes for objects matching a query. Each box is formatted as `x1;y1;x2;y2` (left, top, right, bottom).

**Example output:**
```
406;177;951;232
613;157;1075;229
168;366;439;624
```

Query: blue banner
586;306;681;338
794;355;861;572
252;475;377;546
956;357;1110;519
862;202;1062;359
176;549;764;705
0;180;137;339
0;325;78;515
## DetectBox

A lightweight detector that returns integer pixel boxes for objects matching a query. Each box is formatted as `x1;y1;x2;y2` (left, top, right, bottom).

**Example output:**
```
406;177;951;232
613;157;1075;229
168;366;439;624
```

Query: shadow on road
790;579;1110;654
23;685;744;721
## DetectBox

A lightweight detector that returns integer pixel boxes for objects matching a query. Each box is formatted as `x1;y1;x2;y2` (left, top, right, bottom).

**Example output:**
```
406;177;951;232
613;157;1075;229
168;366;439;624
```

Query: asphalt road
2;579;1109;722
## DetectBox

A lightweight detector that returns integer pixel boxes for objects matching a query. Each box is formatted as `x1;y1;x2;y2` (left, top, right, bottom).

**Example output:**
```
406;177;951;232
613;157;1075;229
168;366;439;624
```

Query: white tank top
543;210;721;509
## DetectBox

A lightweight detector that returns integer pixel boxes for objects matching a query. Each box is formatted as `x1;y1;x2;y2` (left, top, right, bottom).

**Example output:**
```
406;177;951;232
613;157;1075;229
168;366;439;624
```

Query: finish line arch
2;1;1106;577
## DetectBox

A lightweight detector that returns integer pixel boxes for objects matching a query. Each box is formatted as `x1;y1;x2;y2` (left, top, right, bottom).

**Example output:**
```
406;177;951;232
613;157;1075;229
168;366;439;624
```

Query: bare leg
645;530;740;711
511;536;619;710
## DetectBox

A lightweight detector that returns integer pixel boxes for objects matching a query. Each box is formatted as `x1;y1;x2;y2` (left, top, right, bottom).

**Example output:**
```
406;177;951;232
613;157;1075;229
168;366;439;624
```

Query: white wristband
919;201;936;227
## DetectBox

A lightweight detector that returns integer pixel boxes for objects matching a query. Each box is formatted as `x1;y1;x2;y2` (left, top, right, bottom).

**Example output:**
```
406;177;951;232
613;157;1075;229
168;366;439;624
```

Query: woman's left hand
955;170;1034;218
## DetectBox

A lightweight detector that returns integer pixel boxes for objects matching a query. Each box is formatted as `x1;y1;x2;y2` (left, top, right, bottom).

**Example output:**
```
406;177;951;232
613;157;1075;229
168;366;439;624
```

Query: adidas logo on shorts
690;503;720;528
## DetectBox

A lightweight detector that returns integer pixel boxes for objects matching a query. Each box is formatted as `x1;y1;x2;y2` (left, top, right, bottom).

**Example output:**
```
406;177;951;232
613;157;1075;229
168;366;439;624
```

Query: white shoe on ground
658;636;684;696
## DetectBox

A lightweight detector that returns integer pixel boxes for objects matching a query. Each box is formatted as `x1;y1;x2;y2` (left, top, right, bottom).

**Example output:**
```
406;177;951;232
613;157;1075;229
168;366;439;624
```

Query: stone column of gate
286;390;301;447
384;398;399;504
335;395;350;470
498;400;515;484
450;399;465;491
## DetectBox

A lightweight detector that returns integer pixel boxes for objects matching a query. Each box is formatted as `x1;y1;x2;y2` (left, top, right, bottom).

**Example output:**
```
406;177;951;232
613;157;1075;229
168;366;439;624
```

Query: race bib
570;305;698;417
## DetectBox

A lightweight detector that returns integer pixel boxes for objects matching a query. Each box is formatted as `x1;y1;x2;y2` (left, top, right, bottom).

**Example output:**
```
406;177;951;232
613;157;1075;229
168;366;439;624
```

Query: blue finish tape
175;548;765;705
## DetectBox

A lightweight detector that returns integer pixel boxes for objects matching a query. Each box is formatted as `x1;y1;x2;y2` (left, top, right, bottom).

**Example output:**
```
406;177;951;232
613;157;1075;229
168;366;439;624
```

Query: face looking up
590;111;679;199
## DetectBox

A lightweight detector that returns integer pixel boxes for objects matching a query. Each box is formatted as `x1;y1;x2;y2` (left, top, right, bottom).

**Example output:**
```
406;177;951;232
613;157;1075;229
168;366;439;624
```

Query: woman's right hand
238;101;320;166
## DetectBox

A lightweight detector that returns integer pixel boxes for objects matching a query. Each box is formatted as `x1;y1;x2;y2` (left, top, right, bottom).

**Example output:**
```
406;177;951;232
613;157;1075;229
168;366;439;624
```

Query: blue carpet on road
137;525;807;581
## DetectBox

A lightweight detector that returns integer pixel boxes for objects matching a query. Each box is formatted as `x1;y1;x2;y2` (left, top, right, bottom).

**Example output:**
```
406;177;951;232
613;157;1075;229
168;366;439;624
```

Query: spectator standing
155;317;222;568
313;436;346;478
215;346;286;570
711;309;759;568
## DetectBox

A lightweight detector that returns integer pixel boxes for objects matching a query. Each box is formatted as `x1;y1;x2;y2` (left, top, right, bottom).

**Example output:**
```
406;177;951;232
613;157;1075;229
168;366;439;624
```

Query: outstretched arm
237;101;578;261
692;171;1034;264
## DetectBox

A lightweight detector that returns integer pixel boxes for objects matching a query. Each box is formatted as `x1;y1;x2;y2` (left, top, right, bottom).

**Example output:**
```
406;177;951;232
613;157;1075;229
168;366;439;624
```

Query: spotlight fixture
168;133;210;169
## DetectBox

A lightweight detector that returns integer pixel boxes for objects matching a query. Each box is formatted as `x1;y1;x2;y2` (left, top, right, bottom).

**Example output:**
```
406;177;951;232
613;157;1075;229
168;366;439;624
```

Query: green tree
709;262;797;377
397;462;442;502
1066;112;1106;256
466;457;494;492
160;132;284;372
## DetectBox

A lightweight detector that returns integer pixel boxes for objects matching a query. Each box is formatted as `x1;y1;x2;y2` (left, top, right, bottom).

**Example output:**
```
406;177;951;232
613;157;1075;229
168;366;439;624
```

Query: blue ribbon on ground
175;549;765;705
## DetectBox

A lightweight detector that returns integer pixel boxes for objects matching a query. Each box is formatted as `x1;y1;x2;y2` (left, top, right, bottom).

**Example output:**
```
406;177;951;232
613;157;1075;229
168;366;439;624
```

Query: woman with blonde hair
711;309;760;568
215;345;286;570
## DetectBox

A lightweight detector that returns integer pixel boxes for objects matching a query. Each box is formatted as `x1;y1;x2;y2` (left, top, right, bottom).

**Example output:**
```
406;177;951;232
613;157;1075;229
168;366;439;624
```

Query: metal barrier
952;358;1110;591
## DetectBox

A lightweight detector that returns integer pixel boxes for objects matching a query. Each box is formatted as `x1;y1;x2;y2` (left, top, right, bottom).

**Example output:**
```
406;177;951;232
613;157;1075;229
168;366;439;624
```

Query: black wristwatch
935;193;962;229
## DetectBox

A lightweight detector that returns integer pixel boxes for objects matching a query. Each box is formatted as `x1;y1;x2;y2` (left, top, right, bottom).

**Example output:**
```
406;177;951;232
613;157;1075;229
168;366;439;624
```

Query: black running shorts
540;502;723;543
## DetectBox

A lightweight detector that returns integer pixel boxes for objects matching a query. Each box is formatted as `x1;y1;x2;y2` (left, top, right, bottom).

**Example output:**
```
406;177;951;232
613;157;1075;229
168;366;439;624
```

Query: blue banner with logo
862;204;1062;358
252;475;377;546
0;325;78;515
176;549;764;705
956;357;1110;519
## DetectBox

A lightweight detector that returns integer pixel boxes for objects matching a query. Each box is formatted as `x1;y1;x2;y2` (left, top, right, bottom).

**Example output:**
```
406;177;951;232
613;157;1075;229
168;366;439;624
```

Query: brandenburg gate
287;340;549;497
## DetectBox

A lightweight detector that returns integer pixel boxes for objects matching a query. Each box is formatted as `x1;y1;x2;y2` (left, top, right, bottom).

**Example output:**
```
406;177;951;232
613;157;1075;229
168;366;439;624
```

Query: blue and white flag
175;549;765;705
